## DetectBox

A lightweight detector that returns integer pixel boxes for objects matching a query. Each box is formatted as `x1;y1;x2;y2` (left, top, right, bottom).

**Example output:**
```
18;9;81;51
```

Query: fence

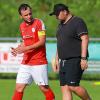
0;37;100;73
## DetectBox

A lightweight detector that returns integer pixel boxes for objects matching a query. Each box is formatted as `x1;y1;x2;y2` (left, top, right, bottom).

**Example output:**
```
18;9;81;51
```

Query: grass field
0;79;100;100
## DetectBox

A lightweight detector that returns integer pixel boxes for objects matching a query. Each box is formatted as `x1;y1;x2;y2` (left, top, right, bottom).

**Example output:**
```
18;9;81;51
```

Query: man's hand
14;46;28;54
11;45;28;57
81;59;88;70
51;57;60;73
11;47;17;56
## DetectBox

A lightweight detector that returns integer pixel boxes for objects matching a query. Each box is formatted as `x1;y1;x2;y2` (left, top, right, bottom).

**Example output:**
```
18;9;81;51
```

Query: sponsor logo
70;81;76;84
23;35;33;39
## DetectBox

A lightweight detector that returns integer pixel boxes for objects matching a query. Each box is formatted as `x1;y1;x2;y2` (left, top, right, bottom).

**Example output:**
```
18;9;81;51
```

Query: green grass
0;79;100;100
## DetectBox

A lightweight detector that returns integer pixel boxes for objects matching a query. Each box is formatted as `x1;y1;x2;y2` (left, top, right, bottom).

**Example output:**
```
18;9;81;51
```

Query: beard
24;18;33;25
60;20;65;24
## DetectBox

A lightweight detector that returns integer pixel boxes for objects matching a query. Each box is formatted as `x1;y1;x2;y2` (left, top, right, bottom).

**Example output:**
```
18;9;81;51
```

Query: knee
39;85;49;92
74;86;86;93
15;84;26;92
39;86;55;99
69;86;81;92
70;86;87;94
61;85;71;92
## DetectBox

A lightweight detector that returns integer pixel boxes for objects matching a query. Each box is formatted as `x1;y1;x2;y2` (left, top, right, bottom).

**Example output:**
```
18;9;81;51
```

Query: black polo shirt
56;16;88;59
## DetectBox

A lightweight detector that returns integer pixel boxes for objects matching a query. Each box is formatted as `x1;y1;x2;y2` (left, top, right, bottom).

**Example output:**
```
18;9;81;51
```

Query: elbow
41;41;46;47
81;34;89;41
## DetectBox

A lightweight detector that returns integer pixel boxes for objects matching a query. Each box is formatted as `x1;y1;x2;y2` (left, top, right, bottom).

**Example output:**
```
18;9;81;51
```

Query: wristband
81;57;87;60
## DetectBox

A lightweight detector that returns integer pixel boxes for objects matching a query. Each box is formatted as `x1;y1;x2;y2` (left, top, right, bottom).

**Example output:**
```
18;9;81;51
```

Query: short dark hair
18;4;32;15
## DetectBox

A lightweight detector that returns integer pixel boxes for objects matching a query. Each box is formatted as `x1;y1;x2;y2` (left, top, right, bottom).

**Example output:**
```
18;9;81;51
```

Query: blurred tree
0;0;100;37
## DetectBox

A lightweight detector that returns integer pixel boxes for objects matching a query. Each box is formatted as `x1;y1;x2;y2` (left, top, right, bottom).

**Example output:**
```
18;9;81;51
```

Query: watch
81;57;87;60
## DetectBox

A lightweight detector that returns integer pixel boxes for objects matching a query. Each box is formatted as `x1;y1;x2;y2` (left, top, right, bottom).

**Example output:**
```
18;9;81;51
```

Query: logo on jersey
32;28;35;33
23;35;33;39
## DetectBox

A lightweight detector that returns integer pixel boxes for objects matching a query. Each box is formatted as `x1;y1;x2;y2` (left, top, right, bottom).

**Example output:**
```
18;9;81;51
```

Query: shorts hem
60;83;80;86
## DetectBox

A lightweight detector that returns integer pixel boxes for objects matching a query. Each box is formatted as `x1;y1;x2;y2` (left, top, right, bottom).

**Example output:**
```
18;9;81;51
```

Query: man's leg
69;86;91;100
61;85;72;100
12;83;27;100
32;64;55;100
39;85;55;100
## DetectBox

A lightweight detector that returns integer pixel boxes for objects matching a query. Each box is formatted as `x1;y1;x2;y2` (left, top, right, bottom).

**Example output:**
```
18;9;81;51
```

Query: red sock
44;88;55;100
12;91;23;100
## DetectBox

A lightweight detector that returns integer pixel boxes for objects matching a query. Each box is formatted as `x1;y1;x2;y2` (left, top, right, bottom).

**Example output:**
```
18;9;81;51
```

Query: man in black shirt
50;3;91;100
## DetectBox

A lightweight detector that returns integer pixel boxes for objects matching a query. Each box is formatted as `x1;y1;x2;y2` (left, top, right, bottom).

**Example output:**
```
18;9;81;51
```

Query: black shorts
59;57;84;86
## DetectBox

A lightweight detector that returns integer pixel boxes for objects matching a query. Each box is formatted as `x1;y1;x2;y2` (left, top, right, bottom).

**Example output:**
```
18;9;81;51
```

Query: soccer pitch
0;79;100;100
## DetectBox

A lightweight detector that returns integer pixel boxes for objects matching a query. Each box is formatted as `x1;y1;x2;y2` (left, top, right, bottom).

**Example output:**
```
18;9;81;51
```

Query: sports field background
0;0;100;37
0;79;100;100
0;0;100;100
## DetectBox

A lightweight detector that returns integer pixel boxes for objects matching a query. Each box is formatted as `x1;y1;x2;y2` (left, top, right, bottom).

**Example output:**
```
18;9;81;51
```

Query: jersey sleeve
76;18;88;36
37;19;46;36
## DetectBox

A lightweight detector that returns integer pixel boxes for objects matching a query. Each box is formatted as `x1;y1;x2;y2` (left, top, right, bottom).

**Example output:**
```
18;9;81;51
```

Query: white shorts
16;64;48;85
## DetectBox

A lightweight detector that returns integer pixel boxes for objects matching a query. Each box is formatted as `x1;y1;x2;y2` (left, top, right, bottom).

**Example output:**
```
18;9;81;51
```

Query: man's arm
51;50;60;72
81;34;89;58
11;42;24;56
14;35;46;54
27;35;46;50
80;34;89;70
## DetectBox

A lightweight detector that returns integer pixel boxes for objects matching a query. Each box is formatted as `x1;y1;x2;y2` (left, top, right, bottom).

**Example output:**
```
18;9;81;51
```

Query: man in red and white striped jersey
11;3;55;100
